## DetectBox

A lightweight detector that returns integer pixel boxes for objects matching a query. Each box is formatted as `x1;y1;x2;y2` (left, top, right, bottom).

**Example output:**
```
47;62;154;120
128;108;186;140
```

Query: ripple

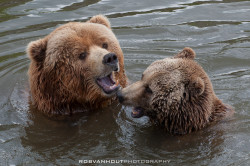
107;6;186;19
184;20;243;28
60;0;101;12
0;56;29;78
223;8;250;14
0;124;20;132
215;68;250;77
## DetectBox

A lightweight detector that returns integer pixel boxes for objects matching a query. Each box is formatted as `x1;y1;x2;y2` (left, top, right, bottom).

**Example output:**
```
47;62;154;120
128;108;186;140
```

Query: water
0;0;250;165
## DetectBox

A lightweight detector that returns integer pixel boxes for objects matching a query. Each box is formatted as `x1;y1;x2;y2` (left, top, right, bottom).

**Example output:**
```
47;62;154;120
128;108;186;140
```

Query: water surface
0;0;250;165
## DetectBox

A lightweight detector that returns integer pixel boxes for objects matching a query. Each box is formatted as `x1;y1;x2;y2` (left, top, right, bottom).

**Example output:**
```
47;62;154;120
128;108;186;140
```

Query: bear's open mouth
131;107;144;118
96;73;120;95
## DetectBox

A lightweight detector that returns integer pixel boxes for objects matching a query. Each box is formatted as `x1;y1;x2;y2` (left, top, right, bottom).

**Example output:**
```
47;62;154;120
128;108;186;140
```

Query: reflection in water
21;103;124;164
0;0;250;165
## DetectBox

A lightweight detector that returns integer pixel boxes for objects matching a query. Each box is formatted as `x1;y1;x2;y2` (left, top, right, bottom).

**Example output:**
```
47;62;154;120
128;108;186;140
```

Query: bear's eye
145;85;153;94
102;43;108;49
79;52;87;60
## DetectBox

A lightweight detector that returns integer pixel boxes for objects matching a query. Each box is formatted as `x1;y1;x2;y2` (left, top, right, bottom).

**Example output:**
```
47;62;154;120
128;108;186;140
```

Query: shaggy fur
117;48;234;135
27;15;127;116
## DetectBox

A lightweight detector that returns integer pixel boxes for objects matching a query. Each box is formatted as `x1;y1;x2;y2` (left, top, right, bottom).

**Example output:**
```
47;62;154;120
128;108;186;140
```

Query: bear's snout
116;90;124;103
103;53;119;71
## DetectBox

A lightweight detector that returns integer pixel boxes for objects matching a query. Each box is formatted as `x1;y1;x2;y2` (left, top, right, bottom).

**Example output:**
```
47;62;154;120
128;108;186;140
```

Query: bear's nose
103;53;118;71
116;90;124;103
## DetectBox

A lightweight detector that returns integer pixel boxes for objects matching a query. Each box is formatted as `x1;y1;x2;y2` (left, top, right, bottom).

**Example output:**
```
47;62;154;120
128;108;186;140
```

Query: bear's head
27;15;127;115
117;48;224;135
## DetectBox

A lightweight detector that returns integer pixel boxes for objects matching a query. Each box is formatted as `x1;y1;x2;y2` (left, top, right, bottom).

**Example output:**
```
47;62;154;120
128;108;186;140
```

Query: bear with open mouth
27;15;127;116
117;47;234;135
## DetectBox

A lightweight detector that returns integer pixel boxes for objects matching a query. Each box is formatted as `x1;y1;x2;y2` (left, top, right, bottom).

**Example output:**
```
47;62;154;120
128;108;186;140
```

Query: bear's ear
27;38;47;64
174;47;196;59
191;77;205;96
88;15;111;29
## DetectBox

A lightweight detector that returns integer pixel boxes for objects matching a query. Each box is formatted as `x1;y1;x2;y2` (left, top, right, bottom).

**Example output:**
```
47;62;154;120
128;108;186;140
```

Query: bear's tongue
97;74;119;94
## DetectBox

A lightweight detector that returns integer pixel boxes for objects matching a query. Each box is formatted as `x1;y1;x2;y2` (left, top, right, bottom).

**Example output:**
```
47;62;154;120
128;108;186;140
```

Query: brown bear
117;47;234;135
27;15;127;116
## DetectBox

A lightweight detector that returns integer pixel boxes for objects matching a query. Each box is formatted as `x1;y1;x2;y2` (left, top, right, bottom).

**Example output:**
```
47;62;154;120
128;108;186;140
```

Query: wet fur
119;48;234;135
27;15;127;116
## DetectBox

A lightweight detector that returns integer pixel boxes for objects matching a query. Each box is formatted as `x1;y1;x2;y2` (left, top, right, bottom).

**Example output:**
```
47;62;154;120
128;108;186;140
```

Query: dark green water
0;0;250;165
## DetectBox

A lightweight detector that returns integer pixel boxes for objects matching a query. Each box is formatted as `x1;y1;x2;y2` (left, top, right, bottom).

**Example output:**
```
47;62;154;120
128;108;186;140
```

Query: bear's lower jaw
131;107;144;118
96;73;120;95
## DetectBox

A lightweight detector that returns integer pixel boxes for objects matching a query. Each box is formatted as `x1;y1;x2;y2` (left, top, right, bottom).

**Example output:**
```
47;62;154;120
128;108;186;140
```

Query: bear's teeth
115;80;119;86
131;107;144;118
110;84;117;89
108;73;115;85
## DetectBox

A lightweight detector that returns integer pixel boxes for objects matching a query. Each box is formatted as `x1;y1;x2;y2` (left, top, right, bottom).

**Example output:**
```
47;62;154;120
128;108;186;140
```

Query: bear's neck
150;97;233;135
32;95;113;116
150;95;212;135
